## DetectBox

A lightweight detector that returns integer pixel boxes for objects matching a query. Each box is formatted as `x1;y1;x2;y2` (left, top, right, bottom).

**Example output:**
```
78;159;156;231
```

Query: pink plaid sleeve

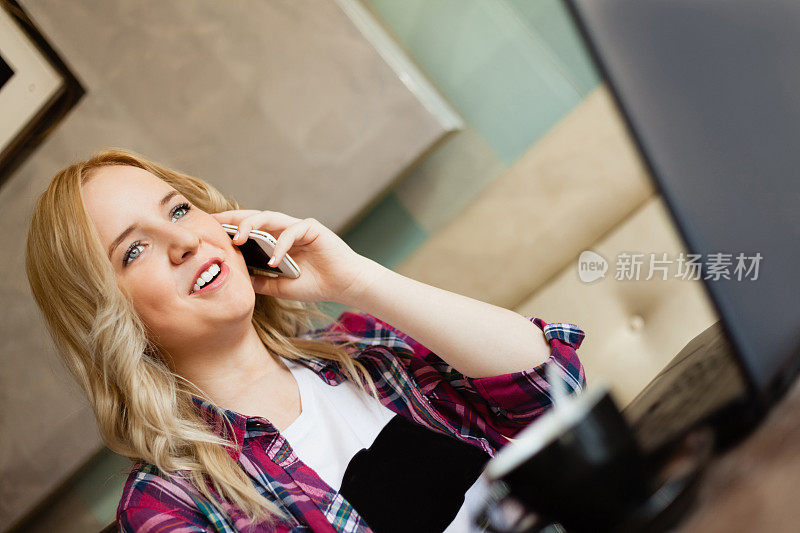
119;506;212;532
337;311;586;440
468;317;586;427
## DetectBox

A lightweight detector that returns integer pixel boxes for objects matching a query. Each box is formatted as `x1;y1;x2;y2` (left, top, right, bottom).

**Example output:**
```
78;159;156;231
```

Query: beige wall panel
2;0;450;527
515;198;719;406
20;0;448;233
397;84;655;309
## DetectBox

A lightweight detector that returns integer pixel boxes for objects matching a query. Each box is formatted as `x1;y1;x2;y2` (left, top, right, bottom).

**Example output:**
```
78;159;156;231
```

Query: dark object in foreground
479;388;713;533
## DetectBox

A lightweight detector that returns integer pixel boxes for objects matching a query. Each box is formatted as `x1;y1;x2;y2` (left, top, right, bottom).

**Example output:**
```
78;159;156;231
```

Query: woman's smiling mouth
189;259;229;295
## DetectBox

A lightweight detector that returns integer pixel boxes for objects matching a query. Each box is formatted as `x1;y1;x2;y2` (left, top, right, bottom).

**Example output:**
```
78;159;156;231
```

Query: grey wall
0;0;449;528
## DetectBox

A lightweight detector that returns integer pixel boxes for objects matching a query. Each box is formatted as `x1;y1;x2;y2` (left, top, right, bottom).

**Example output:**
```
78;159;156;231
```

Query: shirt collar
191;396;251;461
288;355;345;385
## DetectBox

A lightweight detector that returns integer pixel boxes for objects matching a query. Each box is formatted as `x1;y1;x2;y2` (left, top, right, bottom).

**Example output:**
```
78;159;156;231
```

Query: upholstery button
629;315;645;331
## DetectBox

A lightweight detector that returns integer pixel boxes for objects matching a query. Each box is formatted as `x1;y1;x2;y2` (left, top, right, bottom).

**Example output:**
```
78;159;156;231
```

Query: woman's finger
210;209;262;225
231;211;303;245
269;218;319;266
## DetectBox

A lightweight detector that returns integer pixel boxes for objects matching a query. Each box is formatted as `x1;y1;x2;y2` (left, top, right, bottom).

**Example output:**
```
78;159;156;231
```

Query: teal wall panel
73;450;130;525
394;127;505;233
362;0;586;165
506;0;601;96
342;192;428;270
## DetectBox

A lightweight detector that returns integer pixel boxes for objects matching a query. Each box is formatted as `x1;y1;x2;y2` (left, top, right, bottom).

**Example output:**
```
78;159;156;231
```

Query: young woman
24;148;586;532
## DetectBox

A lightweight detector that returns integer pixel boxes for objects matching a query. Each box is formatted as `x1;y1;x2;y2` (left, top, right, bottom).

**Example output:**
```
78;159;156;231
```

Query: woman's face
81;165;256;356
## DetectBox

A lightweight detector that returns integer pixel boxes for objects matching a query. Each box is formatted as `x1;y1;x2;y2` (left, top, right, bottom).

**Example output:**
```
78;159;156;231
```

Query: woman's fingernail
233;231;239;242
268;256;277;266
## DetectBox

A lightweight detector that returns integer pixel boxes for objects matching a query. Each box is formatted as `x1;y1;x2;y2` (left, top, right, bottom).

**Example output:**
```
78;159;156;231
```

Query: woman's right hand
212;209;380;305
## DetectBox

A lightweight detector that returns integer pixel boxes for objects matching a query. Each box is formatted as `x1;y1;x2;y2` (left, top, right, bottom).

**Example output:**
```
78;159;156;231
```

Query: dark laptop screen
565;0;800;399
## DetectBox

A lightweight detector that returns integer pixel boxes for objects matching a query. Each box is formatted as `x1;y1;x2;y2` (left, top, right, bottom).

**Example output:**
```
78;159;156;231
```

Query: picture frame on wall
0;0;83;188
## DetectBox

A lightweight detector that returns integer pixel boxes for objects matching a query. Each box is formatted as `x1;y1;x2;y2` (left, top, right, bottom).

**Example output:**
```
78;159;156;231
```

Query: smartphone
221;223;301;279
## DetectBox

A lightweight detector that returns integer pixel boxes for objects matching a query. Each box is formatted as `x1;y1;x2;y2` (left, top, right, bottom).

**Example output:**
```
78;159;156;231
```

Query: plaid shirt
117;312;585;532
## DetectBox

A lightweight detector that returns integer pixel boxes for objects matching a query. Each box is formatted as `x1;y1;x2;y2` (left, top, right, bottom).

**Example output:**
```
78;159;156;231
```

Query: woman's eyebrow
107;190;180;259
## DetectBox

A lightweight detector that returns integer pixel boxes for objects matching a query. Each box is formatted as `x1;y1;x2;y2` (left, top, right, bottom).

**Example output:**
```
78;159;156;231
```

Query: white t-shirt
281;359;489;532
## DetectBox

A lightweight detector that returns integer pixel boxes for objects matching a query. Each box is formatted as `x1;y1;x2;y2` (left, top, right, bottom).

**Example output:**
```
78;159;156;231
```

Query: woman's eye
171;202;191;222
123;242;144;266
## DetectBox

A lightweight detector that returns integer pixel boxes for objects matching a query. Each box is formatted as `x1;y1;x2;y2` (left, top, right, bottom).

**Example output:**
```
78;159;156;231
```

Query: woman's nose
166;226;201;264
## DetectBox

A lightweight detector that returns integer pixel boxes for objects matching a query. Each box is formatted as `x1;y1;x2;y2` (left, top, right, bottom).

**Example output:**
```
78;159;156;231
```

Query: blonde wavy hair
24;148;377;526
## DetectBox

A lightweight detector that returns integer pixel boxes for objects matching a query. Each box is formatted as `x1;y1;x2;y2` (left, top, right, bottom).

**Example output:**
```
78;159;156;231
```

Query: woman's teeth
193;263;221;293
